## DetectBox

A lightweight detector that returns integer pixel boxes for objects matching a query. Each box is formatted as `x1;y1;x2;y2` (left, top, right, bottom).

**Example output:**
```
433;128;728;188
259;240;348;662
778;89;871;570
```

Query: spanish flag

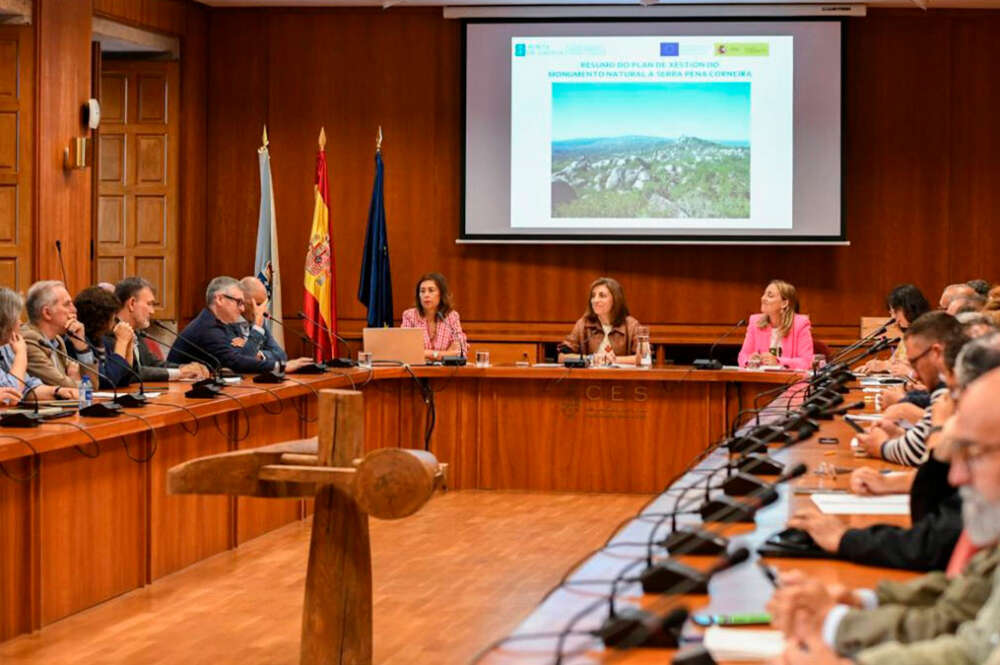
303;127;336;362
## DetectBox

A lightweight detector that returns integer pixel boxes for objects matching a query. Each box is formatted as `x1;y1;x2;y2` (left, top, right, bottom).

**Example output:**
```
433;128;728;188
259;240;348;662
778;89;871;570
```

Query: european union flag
659;42;679;56
358;151;393;327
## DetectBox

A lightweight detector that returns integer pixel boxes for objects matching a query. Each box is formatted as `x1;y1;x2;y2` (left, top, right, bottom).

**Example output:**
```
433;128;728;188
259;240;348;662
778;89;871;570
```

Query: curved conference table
0;364;799;643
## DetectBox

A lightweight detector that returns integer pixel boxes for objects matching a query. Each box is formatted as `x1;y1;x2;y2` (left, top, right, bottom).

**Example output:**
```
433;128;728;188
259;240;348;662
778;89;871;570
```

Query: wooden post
302;390;371;665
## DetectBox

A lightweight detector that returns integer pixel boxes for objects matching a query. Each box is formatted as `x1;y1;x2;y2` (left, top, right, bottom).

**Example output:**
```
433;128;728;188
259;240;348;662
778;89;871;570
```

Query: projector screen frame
459;17;848;245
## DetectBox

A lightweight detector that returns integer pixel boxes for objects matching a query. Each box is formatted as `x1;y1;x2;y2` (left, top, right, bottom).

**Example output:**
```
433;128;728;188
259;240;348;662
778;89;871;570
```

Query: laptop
363;327;426;365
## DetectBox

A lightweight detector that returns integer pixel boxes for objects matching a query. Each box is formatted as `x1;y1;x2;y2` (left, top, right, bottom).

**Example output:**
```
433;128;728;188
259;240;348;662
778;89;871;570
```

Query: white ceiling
195;0;1000;7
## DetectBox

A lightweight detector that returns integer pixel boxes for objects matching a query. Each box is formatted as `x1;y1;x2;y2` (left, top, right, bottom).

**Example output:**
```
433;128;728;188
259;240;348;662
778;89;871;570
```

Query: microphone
827;317;894;365
0;369;46;428
297;310;355;367
812;399;865;420
693;319;746;370
699;462;806;522
261;313;327;374
66;330;149;408
639;546;750;594
436;311;467;366
149;321;224;399
55;240;70;291
557;341;587;368
38;341;122;417
596;606;689;649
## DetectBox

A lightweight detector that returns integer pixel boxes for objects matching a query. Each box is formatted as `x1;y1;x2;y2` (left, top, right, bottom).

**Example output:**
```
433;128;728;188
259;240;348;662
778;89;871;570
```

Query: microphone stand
261;313;327;374
0;370;46;428
41;341;122;417
148;321;224;399
436;311;467;366
297;310;355;367
67;331;148;407
694;318;746;370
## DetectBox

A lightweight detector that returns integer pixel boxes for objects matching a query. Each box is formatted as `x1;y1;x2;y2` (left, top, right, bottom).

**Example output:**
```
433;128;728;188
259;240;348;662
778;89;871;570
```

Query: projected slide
510;36;793;230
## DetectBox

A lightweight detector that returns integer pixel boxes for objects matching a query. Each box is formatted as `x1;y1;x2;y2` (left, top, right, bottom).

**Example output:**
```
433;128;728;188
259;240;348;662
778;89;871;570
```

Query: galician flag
254;126;284;348
303;127;336;362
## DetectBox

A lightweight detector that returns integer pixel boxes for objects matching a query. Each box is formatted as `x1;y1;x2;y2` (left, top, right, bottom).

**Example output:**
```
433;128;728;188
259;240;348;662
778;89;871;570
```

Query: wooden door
96;60;179;319
0;25;33;292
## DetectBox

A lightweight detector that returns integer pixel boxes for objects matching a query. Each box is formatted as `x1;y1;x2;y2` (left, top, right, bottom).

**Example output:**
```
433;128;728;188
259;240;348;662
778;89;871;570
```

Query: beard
960;485;1000;547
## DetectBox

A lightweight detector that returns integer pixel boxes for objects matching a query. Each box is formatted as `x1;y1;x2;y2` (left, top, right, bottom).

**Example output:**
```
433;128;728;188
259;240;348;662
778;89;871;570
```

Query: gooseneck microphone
55;240;70;291
297;310;355;367
436;311;467;366
66;330;149;408
148;321;224;399
38;341;123;417
260;313;326;374
0;369;45;427
694;318;746;370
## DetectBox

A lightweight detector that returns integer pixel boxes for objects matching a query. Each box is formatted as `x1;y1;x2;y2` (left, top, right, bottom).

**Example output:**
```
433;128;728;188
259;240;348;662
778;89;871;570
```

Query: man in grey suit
114;277;210;382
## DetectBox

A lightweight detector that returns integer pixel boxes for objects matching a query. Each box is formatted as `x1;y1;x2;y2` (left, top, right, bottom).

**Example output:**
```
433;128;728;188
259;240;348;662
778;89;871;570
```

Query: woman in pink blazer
738;280;814;370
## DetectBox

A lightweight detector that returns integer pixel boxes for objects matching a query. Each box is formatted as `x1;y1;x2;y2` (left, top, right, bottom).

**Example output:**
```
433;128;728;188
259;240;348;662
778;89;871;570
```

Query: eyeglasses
951;439;1000;467
906;344;935;365
221;294;245;308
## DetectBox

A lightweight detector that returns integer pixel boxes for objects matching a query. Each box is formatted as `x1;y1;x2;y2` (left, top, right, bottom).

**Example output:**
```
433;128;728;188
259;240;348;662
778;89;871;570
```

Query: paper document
93;392;163;399
846;414;883;423
811;493;909;515
531;363;562;368
704;626;785;660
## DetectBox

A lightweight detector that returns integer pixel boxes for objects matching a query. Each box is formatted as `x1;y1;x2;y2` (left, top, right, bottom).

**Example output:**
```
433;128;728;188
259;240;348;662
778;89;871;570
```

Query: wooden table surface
0;364;800;644
477;387;916;665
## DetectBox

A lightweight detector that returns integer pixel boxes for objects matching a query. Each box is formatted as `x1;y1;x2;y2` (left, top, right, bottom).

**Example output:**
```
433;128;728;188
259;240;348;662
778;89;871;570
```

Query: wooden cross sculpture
167;389;444;665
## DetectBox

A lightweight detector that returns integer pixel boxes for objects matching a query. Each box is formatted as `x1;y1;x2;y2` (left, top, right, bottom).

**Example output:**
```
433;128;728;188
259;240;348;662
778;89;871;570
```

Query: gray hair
956;311;994;330
25;280;65;323
0;287;24;334
239;276;266;298
205;276;239;306
955;332;1000;389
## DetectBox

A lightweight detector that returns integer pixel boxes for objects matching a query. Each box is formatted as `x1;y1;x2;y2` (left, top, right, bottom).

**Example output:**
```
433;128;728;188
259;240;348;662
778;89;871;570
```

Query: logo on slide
659;42;679;57
514;43;526;57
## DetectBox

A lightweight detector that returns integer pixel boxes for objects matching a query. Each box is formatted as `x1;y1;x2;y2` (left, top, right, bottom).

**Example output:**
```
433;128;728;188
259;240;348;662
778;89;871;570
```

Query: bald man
770;367;1000;665
237;276;287;366
941;284;976;311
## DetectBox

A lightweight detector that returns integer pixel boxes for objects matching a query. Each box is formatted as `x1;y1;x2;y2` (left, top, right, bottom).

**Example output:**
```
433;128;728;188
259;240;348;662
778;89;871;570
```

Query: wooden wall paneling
0;24;32;291
413;377;478;489
0;457;33;641
177;3;209;321
234;405;304;545
93;0;189;36
39;438;146;625
35;0;92;290
148;423;232;581
205;10;268;290
361;377;402;452
97;60;179;319
947;14;1000;281
200;9;1000;345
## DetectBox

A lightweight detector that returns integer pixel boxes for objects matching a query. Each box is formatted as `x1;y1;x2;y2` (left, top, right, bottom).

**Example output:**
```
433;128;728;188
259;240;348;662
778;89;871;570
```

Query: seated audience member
784;322;991;572
950;292;988;316
737;280;814;370
74;286;136;388
400;272;467;362
0;288;77;403
769;367;1000;665
558;277;640;365
957;312;997;340
857;312;965;465
860;283;931;376
967;279;992;298
115;277;209;381
168;276;311;375
238;276;287;366
940;283;977;311
20;280;98;388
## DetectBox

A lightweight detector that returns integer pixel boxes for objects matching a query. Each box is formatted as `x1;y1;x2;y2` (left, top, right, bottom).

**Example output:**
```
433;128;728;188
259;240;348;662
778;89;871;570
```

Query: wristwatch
53;387;64;400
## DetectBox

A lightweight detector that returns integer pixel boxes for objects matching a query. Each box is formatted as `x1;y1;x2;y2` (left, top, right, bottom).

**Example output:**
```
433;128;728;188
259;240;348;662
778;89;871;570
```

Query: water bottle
78;375;93;409
636;326;652;368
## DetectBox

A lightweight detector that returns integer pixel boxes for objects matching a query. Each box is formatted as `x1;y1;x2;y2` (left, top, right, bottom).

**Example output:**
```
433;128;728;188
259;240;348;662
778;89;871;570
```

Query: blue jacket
167;308;286;375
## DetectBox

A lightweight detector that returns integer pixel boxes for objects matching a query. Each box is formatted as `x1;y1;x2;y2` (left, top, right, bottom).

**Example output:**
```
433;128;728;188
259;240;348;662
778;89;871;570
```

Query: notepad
811;493;909;515
703;626;785;660
846;413;883;423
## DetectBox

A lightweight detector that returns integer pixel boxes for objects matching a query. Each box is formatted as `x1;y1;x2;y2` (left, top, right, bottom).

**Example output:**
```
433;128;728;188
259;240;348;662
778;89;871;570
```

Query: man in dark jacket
168;276;310;375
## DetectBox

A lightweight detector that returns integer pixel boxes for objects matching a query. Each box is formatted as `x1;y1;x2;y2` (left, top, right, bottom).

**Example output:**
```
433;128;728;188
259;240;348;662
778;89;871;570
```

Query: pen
757;560;780;588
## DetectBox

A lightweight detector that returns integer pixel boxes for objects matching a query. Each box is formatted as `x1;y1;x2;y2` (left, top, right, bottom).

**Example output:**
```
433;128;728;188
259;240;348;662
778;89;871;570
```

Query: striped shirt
880;386;948;467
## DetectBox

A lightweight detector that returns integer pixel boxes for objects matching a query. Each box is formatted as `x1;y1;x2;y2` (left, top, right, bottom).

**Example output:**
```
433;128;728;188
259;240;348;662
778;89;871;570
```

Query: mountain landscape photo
550;135;750;219
549;81;752;220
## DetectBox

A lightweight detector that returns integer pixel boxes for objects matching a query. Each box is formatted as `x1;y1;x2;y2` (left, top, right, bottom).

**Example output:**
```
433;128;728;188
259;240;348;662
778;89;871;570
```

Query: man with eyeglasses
768;366;1000;665
169;276;311;375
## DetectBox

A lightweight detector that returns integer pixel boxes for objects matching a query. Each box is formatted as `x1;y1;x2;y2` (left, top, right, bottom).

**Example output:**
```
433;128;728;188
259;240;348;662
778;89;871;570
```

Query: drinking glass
475;350;490;368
